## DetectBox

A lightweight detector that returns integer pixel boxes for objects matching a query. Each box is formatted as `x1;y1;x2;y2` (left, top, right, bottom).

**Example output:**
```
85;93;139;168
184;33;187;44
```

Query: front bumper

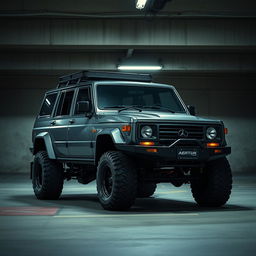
116;139;231;164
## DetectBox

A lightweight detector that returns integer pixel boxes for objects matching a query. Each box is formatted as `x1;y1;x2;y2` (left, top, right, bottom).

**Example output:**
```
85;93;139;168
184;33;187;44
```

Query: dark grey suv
31;71;232;210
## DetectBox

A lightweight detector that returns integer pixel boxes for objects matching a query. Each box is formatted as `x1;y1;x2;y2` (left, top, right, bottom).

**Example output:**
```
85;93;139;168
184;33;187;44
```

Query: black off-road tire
32;151;64;200
191;157;232;207
96;151;137;211
137;182;157;198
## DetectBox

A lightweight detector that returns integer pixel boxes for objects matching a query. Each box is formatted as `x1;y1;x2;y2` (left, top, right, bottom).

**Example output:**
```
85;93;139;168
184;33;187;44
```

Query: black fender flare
34;132;56;159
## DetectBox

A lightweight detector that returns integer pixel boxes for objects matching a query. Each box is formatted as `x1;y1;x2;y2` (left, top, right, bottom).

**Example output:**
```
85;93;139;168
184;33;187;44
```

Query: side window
39;93;58;117
55;90;74;116
74;87;89;115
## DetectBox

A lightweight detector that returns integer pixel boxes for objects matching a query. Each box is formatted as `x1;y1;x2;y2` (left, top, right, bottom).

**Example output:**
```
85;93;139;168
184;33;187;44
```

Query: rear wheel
137;182;157;198
32;151;64;200
97;151;137;211
191;157;232;207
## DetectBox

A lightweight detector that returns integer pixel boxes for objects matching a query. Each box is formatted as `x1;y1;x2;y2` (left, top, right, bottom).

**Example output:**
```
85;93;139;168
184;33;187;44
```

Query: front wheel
96;151;137;211
191;157;232;207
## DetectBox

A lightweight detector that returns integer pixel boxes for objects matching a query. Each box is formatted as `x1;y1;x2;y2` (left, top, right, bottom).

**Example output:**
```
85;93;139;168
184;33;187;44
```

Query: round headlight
206;127;217;140
141;126;153;138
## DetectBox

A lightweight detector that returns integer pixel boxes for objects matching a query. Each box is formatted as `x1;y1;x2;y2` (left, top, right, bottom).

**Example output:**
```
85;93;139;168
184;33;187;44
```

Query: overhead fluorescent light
136;0;172;13
136;0;148;10
117;65;162;71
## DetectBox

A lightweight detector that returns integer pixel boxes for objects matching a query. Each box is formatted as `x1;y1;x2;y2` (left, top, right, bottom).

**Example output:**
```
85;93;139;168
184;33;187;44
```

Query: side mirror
187;105;196;116
76;101;91;114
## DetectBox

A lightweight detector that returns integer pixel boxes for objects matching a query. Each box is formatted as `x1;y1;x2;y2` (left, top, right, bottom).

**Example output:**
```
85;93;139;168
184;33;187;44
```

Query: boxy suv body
31;71;232;210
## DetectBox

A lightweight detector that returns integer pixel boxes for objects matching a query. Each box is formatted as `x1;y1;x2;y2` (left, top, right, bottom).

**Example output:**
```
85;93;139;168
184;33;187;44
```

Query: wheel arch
33;132;56;159
95;134;116;164
95;128;126;164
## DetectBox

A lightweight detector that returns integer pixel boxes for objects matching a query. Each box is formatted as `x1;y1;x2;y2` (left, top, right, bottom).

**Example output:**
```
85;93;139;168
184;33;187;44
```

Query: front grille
159;124;204;141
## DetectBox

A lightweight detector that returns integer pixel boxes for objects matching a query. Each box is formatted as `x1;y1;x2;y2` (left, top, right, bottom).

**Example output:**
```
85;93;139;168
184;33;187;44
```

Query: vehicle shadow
10;193;254;214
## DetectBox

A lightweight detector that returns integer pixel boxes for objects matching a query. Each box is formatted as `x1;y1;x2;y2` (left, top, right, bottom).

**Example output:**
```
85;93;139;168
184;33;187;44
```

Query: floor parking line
156;190;186;194
54;213;199;218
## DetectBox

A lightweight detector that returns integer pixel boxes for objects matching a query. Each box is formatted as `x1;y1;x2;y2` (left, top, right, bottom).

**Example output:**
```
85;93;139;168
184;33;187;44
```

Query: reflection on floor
0;174;255;256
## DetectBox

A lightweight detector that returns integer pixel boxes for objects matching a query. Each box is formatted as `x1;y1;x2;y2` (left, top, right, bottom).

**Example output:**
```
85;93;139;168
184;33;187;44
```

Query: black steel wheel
101;165;113;200
97;151;137;211
32;151;64;200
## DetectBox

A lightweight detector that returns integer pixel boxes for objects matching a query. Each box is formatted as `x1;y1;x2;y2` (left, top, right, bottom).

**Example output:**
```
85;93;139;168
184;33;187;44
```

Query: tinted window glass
55;90;74;116
39;93;58;116
74;88;89;115
97;85;185;113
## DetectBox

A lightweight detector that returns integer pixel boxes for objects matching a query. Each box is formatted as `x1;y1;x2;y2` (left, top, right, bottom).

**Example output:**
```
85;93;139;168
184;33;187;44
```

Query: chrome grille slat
159;125;204;140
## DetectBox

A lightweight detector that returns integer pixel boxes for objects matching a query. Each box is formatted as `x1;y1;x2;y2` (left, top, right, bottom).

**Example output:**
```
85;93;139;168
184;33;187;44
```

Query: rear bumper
116;141;231;164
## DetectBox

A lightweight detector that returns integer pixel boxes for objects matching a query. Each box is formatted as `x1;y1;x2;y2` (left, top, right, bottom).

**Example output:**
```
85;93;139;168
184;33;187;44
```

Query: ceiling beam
0;52;255;73
0;18;255;48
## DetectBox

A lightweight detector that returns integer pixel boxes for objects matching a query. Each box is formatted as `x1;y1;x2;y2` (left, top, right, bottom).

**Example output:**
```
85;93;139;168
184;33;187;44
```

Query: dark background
0;0;256;174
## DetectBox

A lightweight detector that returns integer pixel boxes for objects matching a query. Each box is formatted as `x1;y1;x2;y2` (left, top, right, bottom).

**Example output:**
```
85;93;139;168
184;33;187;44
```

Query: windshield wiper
103;105;143;112
103;105;126;109
118;105;143;112
141;105;176;113
103;105;175;113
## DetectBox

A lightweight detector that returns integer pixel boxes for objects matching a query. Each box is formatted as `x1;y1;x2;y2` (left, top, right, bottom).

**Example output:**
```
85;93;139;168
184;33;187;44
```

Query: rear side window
39;93;58;117
55;90;74;116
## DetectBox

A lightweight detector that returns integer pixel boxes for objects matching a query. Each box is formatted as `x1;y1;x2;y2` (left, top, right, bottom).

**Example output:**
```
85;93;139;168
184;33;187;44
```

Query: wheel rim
101;165;113;199
35;161;43;189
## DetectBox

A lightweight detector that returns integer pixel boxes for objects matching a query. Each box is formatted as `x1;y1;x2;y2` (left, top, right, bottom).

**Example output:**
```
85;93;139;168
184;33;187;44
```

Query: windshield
97;84;186;113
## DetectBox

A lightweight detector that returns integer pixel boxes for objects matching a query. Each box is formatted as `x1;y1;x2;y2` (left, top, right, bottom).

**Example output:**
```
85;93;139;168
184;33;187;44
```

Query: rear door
50;89;75;158
67;86;93;159
33;91;59;144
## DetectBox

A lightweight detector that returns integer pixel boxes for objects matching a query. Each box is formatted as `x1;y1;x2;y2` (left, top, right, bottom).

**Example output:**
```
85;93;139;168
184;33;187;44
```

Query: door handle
50;120;56;125
69;119;75;124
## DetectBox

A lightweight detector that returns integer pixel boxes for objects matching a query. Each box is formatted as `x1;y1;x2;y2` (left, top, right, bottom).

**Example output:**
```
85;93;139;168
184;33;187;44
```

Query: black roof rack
57;70;152;88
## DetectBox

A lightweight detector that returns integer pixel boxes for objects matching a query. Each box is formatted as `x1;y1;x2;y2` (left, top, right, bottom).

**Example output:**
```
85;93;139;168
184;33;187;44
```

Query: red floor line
0;207;59;216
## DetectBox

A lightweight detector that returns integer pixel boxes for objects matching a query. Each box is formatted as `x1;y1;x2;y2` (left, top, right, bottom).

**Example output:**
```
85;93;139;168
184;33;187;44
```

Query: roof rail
57;70;152;88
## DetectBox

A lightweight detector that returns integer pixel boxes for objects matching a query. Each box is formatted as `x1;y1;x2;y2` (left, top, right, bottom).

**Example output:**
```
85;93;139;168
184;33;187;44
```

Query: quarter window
55;90;74;116
74;87;90;115
39;93;58;116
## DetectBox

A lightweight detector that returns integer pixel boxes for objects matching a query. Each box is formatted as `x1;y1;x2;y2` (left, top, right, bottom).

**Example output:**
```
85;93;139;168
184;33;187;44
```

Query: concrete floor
0;174;255;256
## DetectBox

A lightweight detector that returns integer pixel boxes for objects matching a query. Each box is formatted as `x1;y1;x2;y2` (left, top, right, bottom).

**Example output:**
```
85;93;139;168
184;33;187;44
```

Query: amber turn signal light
146;148;158;153
122;125;131;132
207;142;220;148
224;128;228;134
214;149;222;153
139;141;155;146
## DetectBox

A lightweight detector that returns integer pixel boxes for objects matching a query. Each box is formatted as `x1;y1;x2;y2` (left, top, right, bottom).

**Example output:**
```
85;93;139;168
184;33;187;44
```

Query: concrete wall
0;1;255;174
0;74;255;174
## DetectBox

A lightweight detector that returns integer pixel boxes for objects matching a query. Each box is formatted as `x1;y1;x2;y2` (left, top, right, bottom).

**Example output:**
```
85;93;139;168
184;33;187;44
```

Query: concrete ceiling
0;0;256;17
0;0;255;76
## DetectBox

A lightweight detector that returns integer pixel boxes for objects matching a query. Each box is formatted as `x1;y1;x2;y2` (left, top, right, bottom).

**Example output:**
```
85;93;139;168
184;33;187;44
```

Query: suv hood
118;111;221;124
